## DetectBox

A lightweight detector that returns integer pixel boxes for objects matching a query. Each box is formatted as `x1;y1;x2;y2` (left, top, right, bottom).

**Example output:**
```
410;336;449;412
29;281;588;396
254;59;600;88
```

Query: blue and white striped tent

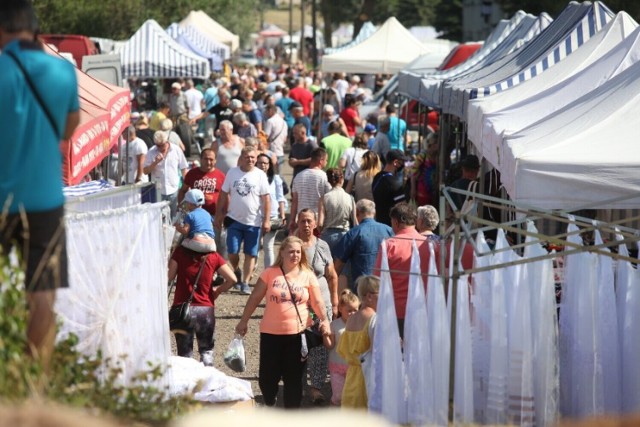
166;23;229;71
324;22;377;55
442;1;615;118
419;11;551;108
121;19;210;79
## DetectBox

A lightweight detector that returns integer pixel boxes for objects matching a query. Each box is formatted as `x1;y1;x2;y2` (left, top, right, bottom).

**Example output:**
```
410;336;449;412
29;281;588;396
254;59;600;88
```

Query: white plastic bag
223;335;246;372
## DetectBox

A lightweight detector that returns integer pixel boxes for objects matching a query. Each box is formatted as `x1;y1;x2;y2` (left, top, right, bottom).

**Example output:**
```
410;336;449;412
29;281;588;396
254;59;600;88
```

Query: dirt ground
170;150;335;408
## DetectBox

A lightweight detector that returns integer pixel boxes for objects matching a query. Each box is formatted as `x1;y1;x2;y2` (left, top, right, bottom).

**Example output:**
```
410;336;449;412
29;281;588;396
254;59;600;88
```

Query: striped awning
166;23;227;71
441;1;615;117
121;19;210;79
470;1;614;101
166;23;230;60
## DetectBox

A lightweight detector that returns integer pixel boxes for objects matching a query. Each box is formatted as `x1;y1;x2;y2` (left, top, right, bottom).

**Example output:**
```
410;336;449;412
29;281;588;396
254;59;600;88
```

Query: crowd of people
119;60;483;410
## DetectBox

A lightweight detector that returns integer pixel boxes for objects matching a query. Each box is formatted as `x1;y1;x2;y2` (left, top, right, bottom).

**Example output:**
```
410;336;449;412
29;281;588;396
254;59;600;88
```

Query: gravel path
170;148;335;408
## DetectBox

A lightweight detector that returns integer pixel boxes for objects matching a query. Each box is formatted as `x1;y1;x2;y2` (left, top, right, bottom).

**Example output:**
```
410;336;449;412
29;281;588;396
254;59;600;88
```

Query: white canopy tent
397;48;458;99
180;10;240;53
467;12;639;165
440;1;615;118
321;17;434;74
420;12;551;108
121;19;210;79
498;59;640;210
324;21;377;55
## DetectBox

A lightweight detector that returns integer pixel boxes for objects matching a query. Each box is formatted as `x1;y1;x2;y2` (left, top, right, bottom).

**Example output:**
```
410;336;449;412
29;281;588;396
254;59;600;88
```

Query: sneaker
233;282;241;291
240;282;252;295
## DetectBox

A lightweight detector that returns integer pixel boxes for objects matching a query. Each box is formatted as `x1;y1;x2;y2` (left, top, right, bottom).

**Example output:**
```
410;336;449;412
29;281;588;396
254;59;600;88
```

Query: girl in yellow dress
337;275;380;408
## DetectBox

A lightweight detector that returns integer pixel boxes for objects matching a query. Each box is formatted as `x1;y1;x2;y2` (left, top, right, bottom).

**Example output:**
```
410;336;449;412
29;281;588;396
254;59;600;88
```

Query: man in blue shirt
333;199;394;292
386;104;408;152
0;0;80;365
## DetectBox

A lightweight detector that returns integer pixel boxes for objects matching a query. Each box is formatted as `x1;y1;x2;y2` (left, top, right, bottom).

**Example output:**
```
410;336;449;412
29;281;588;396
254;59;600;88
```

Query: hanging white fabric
560;221;604;417
615;231;640;413
523;222;559;427
593;229;622;413
485;229;512;424
57;202;172;388
427;240;450;426
404;240;435;425
470;231;492;424
452;269;475;424
369;240;408;423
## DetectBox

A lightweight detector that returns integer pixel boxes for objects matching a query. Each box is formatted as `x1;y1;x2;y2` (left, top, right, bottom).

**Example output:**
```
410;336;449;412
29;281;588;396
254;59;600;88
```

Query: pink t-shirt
259;266;320;335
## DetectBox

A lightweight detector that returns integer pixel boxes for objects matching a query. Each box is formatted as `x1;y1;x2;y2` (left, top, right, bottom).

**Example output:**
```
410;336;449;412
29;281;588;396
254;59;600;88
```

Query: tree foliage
433;0;462;41
32;0;259;43
495;0;640;21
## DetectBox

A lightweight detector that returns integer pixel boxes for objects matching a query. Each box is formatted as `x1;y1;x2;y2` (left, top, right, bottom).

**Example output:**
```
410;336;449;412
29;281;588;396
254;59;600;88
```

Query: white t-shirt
264;114;288;157
340;147;366;181
144;144;188;195
125;138;149;183
329;317;347;365
185;88;204;120
222;167;270;227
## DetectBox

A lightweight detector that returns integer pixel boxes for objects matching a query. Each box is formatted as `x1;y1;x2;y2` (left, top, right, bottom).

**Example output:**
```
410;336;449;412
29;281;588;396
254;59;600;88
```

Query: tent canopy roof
121;19;210;79
321;17;432;74
180;10;239;52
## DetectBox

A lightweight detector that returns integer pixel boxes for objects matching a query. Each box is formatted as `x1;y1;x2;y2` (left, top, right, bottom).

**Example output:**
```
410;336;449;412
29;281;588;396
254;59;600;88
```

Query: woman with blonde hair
345;150;381;202
236;236;330;408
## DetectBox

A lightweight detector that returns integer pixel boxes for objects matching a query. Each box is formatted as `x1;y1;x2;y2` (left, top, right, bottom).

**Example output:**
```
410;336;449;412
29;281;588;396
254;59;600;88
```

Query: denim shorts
226;221;261;257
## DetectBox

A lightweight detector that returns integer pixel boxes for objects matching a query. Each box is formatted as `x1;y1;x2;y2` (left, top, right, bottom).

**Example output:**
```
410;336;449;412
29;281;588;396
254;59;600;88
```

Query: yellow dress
337;318;372;408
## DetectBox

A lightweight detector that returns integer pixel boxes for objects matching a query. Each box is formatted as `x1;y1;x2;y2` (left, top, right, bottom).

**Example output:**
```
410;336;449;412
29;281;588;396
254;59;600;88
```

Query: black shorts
1;206;68;292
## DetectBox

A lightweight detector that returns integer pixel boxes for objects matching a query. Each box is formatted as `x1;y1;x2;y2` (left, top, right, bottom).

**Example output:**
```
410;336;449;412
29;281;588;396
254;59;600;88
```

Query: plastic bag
223;335;246;373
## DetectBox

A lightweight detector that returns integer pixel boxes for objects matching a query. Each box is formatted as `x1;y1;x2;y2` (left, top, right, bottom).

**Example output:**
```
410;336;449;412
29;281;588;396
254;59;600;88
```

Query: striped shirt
292;168;331;216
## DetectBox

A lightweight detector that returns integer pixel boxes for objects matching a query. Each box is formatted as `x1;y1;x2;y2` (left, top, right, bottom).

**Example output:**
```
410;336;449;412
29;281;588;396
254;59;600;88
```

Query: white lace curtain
57;202;172;388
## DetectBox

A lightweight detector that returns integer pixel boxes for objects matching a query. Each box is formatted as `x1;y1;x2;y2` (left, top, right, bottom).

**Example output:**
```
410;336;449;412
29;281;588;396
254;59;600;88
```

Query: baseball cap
386;149;409;164
364;123;376;133
171;82;181;90
289;101;303;111
184;189;205;206
460;154;480;170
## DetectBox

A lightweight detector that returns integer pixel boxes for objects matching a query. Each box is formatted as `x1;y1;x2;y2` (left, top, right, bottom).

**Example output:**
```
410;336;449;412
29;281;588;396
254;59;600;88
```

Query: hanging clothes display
404;241;435;425
615;231;640;413
370;241;407;422
523;222;559;427
427;241;451;426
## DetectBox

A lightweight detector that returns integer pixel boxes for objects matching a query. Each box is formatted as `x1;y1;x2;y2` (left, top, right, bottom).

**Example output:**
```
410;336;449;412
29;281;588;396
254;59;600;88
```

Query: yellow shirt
149;111;166;131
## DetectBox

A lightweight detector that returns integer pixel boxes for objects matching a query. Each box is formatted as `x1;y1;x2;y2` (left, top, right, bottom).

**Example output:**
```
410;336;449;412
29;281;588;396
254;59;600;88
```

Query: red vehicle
438;42;483;71
40;34;98;67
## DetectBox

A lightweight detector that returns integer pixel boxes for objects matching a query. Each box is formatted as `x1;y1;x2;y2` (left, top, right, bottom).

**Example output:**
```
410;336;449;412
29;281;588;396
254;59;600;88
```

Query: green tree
495;0;640;21
33;0;258;45
434;0;462;41
396;0;440;28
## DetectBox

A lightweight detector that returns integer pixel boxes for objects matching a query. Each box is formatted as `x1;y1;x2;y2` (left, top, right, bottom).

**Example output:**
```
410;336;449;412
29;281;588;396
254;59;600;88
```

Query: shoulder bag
280;267;324;357
5;49;61;138
169;254;209;334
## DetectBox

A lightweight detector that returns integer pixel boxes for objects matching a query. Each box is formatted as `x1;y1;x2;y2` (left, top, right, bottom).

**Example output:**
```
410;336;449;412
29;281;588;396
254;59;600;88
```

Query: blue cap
364;123;376;133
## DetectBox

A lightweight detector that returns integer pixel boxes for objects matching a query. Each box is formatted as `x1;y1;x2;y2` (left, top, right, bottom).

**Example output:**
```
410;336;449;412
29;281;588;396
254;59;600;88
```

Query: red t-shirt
183;168;225;217
289;86;314;116
171;248;226;307
340;107;359;137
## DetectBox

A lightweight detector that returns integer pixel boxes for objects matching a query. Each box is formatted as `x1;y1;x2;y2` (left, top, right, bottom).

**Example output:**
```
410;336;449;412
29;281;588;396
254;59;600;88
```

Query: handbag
270;216;285;231
280;267;324;354
169;254;208;334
